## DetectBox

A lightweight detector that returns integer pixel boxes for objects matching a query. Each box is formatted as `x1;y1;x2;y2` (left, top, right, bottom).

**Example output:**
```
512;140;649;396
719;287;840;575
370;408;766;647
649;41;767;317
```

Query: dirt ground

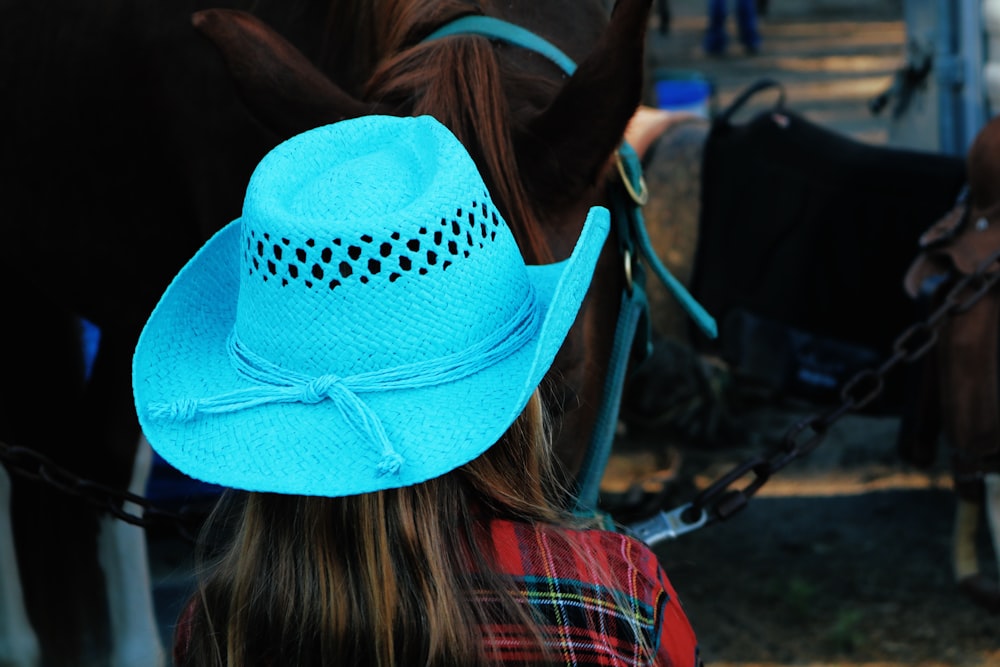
608;399;1000;667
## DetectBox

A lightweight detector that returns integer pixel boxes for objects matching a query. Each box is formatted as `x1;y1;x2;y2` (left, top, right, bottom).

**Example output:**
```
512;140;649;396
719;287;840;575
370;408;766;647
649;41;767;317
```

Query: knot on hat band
145;288;541;478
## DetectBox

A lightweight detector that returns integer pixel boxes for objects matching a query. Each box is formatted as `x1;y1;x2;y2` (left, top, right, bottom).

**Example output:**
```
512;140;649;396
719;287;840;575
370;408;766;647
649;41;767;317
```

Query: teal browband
424;16;578;75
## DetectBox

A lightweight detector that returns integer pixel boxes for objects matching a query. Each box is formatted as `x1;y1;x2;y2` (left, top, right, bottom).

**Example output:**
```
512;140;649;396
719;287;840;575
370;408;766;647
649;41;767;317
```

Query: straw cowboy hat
132;114;609;497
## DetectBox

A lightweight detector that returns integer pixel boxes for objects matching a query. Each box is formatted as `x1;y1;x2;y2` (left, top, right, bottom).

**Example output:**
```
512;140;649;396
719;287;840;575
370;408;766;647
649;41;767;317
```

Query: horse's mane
320;0;557;263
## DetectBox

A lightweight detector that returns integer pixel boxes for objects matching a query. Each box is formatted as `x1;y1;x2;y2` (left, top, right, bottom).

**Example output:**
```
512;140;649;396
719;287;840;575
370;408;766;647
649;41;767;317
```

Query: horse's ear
192;9;386;138
518;0;650;209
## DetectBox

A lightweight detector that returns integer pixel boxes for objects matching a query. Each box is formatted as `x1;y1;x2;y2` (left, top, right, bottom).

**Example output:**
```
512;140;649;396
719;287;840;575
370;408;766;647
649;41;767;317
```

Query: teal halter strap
423;16;717;516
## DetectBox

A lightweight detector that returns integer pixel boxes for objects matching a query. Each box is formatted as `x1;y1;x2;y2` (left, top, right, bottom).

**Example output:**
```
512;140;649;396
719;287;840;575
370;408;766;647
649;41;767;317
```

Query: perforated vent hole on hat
242;194;501;290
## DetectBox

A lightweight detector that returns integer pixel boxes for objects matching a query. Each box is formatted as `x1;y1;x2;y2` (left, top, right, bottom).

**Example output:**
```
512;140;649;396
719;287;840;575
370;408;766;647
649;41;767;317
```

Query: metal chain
0;441;206;543
7;250;1000;546
631;247;1000;545
683;247;1000;528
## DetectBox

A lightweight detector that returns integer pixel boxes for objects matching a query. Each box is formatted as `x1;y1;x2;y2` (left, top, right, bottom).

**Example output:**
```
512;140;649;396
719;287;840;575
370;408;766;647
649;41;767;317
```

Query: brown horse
0;0;654;663
192;0;653;483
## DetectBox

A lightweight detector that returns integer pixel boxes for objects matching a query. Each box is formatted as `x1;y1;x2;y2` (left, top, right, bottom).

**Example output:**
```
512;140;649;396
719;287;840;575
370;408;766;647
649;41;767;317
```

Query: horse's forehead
484;0;609;63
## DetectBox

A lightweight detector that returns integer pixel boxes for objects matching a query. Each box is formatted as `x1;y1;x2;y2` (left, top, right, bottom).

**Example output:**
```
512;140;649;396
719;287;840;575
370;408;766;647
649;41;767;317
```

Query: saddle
903;186;1000;500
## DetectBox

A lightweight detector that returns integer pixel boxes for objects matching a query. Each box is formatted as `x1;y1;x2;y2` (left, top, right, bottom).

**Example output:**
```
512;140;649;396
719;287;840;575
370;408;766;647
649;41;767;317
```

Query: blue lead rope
423;16;717;517
575;145;718;515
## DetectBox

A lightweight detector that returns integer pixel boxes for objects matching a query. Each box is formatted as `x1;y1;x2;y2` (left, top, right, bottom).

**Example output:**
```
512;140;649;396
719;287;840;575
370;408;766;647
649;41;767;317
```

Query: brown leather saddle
903;186;1000;499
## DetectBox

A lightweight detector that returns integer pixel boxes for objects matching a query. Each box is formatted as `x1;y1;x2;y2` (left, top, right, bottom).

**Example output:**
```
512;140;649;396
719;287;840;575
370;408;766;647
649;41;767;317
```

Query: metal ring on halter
615;151;649;206
623;247;634;295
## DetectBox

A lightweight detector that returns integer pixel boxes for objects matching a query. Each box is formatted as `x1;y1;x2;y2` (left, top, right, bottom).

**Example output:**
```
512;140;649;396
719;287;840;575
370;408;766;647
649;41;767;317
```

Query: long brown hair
178;391;594;666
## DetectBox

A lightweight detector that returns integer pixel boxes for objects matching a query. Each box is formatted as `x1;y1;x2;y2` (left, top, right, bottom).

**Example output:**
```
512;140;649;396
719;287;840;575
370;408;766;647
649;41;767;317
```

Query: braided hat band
132;115;609;497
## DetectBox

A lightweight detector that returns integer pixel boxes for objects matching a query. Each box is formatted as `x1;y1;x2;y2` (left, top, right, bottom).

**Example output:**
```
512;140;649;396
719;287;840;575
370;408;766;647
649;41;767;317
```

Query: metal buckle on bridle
615;147;647;297
615;149;649;206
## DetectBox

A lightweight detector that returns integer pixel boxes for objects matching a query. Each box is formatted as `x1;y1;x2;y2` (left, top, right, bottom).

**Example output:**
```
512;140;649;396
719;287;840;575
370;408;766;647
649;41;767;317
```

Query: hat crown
234;116;530;377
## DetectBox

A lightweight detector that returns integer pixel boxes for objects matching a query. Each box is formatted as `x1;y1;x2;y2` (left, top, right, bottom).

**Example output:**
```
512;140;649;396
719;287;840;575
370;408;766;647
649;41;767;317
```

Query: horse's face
192;0;652;480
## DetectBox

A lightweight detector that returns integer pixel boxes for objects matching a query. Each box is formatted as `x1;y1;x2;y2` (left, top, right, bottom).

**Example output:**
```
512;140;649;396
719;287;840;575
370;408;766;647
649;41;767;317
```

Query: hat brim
133;207;610;496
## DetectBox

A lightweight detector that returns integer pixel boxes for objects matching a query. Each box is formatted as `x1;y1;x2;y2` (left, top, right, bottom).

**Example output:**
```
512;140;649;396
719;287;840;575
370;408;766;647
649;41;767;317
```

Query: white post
953;497;982;581
984;473;1000;582
983;0;1000;115
957;0;988;149
0;465;40;667
96;436;165;667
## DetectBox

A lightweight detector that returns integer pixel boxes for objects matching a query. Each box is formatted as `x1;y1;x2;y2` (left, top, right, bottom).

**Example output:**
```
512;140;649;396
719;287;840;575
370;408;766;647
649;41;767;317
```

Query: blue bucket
80;317;101;380
653;77;712;117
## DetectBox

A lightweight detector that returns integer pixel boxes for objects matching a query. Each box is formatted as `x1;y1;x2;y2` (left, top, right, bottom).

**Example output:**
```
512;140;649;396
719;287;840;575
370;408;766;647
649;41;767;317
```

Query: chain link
0;442;206;543
688;247;1000;528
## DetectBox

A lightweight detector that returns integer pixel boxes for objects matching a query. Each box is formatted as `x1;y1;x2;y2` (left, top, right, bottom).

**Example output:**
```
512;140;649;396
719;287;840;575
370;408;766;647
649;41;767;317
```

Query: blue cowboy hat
132;115;609;497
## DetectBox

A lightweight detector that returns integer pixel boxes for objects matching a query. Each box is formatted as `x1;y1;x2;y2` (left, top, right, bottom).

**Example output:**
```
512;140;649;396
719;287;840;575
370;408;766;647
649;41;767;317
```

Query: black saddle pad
690;80;966;408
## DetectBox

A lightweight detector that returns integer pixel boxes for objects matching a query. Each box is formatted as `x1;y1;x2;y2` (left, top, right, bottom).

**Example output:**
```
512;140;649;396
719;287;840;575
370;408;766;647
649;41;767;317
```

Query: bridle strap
423;16;717;516
616;142;718;339
424;16;577;75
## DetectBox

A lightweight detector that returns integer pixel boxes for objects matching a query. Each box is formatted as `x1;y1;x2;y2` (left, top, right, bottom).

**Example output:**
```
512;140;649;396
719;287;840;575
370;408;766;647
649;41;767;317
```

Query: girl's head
185;390;569;666
138;115;611;666
132;114;608;499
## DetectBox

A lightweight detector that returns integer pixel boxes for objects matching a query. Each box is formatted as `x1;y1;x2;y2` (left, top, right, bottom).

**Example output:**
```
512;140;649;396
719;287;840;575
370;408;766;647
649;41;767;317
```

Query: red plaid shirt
477;518;700;666
174;519;700;666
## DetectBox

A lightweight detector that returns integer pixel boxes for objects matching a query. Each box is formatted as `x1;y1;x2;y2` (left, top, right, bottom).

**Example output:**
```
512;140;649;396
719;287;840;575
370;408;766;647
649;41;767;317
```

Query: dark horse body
0;0;651;663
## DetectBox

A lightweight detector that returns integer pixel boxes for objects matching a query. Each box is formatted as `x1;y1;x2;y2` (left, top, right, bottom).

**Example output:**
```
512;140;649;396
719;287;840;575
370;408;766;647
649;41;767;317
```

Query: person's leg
735;0;761;53
703;0;728;55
